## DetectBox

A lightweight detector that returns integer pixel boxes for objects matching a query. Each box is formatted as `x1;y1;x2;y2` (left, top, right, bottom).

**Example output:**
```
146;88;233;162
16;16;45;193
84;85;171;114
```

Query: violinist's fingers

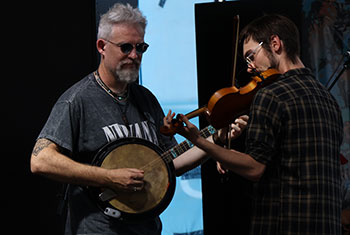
235;115;249;125
178;114;189;125
228;124;241;139
216;161;228;174
231;124;240;132
177;114;200;138
235;117;247;125
179;114;196;130
235;115;249;130
240;115;249;121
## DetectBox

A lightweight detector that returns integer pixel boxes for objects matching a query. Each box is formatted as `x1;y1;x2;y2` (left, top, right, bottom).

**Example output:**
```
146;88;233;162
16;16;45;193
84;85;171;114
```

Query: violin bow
231;15;240;87
227;15;240;150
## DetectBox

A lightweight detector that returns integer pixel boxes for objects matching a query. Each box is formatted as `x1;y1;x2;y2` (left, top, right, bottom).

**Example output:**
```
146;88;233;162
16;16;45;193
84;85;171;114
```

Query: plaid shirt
245;68;343;235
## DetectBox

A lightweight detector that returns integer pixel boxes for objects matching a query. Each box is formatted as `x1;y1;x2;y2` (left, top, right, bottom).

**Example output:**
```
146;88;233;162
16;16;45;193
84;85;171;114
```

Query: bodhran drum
90;137;176;222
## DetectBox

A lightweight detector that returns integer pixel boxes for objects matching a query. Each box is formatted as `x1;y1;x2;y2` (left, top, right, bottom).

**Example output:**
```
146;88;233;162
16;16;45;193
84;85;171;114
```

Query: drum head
91;137;176;221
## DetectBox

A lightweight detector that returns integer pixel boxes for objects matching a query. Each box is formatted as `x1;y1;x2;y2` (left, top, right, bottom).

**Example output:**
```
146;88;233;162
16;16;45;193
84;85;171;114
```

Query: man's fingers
235;118;246;126
240;115;249;121
231;124;240;132
179;114;191;127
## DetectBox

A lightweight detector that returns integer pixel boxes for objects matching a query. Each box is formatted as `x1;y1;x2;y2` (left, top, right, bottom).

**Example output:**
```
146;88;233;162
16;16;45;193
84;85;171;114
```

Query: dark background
7;1;97;233
8;0;302;234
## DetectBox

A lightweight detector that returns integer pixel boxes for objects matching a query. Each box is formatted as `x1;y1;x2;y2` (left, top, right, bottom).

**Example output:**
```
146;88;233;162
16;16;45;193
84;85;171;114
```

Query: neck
277;56;305;74
97;64;128;94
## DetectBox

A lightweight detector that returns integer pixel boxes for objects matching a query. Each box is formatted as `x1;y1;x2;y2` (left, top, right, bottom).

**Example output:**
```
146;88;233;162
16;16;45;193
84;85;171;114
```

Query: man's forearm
30;138;109;187
194;136;265;182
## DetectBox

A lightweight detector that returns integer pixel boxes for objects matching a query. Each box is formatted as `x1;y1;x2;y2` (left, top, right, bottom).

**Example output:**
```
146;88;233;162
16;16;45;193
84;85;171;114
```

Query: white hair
97;3;147;40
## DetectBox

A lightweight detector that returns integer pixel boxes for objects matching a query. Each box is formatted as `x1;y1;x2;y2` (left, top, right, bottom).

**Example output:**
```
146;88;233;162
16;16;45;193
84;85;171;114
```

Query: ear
270;35;282;54
96;39;106;55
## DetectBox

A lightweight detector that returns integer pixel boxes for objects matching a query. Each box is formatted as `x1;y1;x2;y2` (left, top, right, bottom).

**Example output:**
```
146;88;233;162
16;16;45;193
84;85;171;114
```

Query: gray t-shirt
38;72;177;234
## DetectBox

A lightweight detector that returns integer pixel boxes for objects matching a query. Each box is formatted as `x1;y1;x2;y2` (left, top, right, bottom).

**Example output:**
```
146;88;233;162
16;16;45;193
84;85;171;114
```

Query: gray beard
114;59;141;83
115;68;139;83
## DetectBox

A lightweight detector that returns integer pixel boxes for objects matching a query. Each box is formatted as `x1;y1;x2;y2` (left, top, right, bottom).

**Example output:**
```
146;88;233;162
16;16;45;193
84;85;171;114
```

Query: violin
160;68;281;136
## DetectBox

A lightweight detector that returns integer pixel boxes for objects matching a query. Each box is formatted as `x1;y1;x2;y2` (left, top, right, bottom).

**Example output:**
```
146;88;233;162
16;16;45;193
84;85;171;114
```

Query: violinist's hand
217;115;249;144
175;114;201;144
216;161;228;174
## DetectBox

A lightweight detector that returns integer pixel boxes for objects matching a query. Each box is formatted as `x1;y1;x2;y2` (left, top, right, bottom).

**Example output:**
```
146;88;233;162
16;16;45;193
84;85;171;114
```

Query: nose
128;48;139;59
247;63;255;73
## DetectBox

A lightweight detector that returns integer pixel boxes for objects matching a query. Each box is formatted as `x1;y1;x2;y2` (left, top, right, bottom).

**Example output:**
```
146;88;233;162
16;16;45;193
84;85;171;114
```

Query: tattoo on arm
32;139;53;156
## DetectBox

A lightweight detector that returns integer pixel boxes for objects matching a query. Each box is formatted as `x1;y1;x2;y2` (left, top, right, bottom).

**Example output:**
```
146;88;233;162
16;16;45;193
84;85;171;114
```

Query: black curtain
7;1;97;234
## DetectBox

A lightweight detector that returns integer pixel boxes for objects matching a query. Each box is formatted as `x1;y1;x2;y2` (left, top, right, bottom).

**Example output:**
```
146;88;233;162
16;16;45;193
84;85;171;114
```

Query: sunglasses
105;39;149;55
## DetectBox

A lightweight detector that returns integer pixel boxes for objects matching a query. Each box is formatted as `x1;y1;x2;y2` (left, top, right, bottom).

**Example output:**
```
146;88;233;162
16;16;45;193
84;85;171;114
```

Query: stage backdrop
301;0;350;209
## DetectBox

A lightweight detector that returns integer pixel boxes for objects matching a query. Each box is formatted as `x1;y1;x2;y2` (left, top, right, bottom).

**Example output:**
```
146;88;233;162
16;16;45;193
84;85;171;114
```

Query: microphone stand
326;51;350;91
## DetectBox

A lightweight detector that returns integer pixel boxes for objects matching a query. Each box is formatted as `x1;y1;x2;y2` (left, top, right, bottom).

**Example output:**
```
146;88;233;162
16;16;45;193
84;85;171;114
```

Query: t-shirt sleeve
38;100;77;153
245;89;282;165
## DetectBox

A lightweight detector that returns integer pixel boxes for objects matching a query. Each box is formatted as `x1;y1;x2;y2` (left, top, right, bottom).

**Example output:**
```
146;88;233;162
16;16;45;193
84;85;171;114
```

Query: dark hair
240;14;300;64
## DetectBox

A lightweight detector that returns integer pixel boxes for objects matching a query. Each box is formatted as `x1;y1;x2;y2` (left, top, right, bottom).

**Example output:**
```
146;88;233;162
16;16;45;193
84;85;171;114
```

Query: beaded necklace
94;71;130;127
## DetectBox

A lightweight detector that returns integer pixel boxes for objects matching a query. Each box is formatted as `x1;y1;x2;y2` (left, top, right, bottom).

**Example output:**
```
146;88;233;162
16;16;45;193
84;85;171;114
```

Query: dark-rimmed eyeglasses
105;39;149;55
245;42;263;65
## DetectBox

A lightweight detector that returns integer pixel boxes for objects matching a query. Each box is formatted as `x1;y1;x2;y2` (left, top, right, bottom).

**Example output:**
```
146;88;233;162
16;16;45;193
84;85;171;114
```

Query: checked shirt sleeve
245;88;283;165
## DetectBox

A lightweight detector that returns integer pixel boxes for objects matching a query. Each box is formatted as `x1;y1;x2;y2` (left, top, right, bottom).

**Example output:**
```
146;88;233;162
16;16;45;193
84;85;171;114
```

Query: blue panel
138;1;211;234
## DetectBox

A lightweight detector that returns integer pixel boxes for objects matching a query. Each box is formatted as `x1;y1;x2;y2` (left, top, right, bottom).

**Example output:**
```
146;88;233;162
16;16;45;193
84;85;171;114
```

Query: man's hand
106;168;145;192
216;161;228;174
217;115;249;144
163;110;201;142
176;114;202;143
161;110;183;136
31;138;145;193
